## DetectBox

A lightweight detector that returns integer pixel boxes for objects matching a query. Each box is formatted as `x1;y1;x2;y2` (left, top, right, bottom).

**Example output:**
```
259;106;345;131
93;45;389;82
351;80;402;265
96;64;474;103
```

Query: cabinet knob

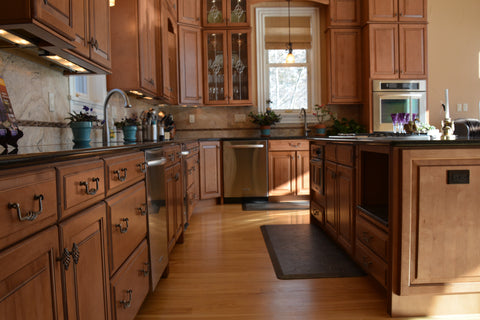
79;177;100;195
8;194;44;222
115;218;129;233
140;262;150;276
137;203;147;216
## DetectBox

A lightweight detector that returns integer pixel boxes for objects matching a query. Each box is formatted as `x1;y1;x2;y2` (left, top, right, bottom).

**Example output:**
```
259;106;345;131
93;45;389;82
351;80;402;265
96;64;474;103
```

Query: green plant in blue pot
114;114;140;143
248;108;281;137
65;106;100;146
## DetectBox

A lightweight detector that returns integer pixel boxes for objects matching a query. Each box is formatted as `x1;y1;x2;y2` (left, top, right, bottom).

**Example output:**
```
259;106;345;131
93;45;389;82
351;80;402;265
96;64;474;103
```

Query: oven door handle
146;157;167;167
225;144;265;149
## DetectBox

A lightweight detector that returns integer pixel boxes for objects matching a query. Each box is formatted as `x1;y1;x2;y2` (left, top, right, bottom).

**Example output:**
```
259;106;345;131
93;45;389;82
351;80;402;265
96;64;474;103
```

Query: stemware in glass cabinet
229;0;247;24
206;0;224;24
206;32;226;103
230;32;249;103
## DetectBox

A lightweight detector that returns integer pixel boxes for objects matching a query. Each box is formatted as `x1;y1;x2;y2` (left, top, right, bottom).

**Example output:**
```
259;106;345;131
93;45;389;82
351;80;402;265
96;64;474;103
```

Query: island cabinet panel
110;239;149;320
57;159;105;220
0;226;64;320
58;202;110;320
0;167;57;250
397;149;480;296
199;141;222;199
103;152;146;197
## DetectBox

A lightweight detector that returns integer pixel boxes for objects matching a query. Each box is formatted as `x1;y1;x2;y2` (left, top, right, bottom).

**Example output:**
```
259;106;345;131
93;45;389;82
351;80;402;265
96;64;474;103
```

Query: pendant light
286;0;295;63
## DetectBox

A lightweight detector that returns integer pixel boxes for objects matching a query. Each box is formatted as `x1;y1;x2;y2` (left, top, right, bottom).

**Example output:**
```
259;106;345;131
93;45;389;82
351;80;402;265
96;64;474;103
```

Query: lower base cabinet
110;239;150;320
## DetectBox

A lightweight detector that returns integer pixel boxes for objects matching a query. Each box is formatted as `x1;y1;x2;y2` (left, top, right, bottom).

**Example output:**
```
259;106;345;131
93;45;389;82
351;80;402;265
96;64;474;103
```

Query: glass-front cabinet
204;0;248;26
204;29;251;105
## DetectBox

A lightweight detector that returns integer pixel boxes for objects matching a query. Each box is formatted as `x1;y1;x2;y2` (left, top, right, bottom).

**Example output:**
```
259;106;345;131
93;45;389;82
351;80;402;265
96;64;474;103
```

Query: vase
314;123;326;136
260;125;271;137
122;125;137;142
70;121;92;145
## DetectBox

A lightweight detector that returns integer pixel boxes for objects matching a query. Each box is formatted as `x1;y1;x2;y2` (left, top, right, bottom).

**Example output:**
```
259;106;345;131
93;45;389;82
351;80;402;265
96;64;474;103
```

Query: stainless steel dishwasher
223;140;268;199
145;148;168;291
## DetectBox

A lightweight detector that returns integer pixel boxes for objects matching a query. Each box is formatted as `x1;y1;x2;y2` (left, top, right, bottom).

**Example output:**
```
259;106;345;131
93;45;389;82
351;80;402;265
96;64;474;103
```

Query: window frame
255;6;320;124
68;75;107;120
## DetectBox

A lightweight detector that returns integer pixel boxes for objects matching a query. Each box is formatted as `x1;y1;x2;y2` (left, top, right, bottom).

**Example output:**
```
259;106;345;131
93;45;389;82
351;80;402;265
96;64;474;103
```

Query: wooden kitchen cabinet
108;0;159;96
58;202;110;320
0;226;64;320
103;151;146;197
362;0;427;22
160;2;179;104
199;141;222;199
326;28;362;104
184;141;200;223
203;0;248;27
178;25;203;105
328;0;361;26
365;23;427;79
178;0;201;26
203;29;251;106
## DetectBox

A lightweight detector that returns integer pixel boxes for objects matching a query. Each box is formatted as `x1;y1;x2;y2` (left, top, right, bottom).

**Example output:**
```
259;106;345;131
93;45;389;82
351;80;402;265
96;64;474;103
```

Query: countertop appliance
373;79;427;132
223;140;268;199
454;118;480;137
145;148;168;291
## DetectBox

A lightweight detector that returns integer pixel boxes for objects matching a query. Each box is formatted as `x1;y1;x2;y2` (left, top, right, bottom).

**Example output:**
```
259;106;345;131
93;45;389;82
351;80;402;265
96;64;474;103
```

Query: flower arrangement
327;117;366;136
65;106;100;124
313;104;336;123
248;108;281;126
114;114;141;128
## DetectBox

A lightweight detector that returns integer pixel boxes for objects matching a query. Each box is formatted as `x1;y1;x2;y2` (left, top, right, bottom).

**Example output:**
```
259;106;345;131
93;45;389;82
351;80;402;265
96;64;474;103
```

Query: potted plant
65;106;100;145
312;104;336;136
248;108;281;137
114;114;140;142
327;117;366;136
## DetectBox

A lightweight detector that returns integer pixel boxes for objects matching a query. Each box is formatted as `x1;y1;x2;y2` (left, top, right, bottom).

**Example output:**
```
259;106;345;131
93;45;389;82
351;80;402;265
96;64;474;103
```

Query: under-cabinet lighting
0;29;33;47
129;90;143;96
143;96;153;100
44;55;87;73
109;0;115;7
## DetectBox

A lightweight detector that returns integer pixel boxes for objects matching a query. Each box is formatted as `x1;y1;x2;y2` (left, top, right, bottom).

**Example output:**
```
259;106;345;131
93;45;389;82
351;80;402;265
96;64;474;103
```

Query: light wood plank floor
135;203;391;320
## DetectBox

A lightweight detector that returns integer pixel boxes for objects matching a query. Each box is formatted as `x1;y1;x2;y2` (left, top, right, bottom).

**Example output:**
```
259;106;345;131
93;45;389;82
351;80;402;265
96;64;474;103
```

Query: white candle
445;89;450;119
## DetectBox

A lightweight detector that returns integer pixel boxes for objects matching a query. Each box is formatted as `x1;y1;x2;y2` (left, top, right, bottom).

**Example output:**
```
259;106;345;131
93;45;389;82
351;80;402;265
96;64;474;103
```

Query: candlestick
445;89;450;119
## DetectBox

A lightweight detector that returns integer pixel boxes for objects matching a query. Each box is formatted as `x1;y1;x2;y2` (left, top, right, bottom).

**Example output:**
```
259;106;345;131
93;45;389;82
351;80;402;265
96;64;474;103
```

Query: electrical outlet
463;103;468;112
48;92;55;112
457;104;462;112
234;114;246;122
189;114;195;123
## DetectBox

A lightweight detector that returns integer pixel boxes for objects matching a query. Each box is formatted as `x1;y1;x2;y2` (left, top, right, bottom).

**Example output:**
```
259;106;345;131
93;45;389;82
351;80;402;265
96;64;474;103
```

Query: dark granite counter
309;135;480;147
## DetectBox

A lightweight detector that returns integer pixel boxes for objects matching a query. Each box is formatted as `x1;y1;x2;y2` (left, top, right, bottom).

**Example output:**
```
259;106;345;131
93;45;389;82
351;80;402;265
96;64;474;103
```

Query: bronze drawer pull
113;168;128;182
362;232;374;244
137;204;147;216
137;162;147;173
8;194;44;222
115;218;129;233
362;256;372;269
141;262;150;276
79;177;100;195
120;289;133;309
57;243;80;271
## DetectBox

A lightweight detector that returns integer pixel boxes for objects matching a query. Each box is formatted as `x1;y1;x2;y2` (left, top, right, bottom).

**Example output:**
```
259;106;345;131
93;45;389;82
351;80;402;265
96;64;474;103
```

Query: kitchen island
310;136;480;317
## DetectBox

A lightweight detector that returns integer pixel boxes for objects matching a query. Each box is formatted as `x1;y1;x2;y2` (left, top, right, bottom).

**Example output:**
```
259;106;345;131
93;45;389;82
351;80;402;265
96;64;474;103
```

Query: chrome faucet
299;108;311;137
103;89;132;145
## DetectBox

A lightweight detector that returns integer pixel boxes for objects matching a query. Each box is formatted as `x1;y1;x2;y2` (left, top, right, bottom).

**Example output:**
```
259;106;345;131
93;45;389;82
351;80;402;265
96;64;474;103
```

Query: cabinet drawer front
0;168;57;249
110;239;150;320
355;241;387;288
269;139;309;151
356;214;388;261
107;182;147;274
57;159;105;220
325;143;336;162
104;152;146;196
336;144;355;166
310;202;325;225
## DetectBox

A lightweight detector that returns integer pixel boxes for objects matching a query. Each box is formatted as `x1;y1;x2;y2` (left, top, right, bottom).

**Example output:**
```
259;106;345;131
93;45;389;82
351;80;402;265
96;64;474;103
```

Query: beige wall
428;0;480;128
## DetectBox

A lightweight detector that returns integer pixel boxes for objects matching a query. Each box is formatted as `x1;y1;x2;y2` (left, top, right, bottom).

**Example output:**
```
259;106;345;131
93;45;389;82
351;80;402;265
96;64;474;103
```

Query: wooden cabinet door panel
269;139;309;151
336;164;354;253
33;0;75;41
104;152;146;197
356;241;387;288
165;164;177;252
269;151;295;197
139;0;158;94
328;29;362;103
106;182;147;275
0;226;63;320
296;151;310;196
59;202;110;320
365;0;397;22
71;0;89;58
398;0;427;21
200;141;221;199
173;162;184;242
178;0;201;26
328;0;361;26
399;24;427;79
369;24;398;79
178;25;203;105
0;168;57;250
110;240;149;320
89;0;111;68
356;214;388;261
324;161;337;237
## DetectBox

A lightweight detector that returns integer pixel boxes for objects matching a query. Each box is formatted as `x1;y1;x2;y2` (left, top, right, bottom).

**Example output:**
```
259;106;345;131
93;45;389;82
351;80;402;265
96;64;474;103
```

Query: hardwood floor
135;203;390;320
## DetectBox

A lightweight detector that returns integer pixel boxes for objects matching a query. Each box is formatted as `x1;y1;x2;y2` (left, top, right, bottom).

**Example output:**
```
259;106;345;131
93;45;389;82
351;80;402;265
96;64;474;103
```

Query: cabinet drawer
336;144;354;166
356;214;388;261
0;167;57;249
164;144;181;167
355;241;387;288
310;201;325;225
110;239;150;320
57;159;105;220
104;152;146;197
106;182;147;275
269;139;309;151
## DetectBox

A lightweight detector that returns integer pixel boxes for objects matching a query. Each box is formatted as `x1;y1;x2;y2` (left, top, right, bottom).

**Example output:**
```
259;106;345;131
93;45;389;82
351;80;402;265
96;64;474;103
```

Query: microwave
372;80;427;132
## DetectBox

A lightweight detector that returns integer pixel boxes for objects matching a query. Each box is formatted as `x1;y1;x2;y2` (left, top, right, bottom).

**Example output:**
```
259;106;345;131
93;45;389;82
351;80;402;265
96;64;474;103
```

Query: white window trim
68;75;107;120
255;6;320;124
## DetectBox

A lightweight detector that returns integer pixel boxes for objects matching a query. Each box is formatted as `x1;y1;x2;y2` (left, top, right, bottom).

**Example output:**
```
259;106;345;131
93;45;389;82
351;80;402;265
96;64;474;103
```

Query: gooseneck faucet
299;108;310;137
103;89;132;145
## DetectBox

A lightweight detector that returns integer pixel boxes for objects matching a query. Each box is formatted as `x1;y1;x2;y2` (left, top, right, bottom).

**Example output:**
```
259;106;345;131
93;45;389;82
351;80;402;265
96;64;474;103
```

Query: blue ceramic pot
70;121;92;144
122;125;137;142
260;125;271;137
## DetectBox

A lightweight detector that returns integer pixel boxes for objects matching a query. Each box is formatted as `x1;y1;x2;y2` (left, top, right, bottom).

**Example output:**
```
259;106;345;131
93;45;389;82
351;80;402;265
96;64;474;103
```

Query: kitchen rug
242;201;309;211
260;224;365;279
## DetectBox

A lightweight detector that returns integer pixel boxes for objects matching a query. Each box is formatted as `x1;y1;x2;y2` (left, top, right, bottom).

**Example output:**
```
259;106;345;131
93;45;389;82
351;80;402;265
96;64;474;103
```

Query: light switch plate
463;103;468;112
457;104;462;112
48;92;55;112
189;114;195;123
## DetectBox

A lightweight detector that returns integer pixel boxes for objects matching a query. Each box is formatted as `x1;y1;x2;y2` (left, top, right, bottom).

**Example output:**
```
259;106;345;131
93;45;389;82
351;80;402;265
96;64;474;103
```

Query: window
68;75;107;120
256;6;320;123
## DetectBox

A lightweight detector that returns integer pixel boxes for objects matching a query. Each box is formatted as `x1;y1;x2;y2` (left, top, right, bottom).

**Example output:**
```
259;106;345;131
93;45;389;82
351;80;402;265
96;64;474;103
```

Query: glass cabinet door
228;30;250;104
228;0;248;25
205;0;225;25
204;31;227;104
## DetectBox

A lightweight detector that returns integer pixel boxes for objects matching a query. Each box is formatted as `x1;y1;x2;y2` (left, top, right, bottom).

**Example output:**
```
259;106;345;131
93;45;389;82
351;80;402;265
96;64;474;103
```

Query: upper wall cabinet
362;0;427;23
203;0;249;27
159;2;179;104
328;0;361;27
178;0;201;26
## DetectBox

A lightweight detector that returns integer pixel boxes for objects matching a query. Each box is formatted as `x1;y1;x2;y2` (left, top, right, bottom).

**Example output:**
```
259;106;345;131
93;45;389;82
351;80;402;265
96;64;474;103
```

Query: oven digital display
380;82;420;90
